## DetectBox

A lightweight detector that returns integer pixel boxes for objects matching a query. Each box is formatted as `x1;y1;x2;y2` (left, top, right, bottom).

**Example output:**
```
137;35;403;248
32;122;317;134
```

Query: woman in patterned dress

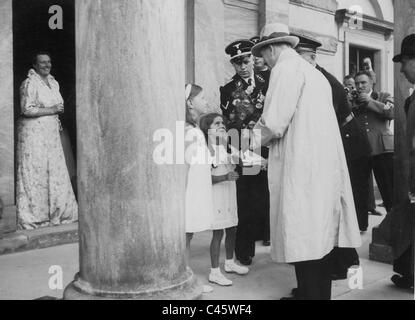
16;52;78;230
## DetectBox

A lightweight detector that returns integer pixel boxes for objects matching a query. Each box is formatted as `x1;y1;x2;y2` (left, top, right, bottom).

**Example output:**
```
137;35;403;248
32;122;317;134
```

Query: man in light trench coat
251;23;362;300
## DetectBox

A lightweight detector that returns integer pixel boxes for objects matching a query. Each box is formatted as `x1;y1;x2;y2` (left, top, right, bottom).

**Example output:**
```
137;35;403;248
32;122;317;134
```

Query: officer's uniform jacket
220;71;270;130
354;91;394;156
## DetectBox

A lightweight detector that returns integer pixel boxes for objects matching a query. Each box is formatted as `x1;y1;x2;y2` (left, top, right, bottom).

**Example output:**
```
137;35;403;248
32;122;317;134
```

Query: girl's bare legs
223;227;249;276
210;230;224;268
209;229;232;286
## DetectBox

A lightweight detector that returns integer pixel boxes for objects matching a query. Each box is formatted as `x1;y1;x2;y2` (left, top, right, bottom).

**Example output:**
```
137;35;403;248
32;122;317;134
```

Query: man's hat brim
252;36;300;57
393;54;403;63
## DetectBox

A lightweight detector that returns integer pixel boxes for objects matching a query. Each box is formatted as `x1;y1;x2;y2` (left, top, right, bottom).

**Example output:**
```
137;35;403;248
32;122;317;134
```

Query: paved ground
0;208;413;300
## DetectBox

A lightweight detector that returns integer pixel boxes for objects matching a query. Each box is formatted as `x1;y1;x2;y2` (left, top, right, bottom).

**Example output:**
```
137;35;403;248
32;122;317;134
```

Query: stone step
0;223;78;255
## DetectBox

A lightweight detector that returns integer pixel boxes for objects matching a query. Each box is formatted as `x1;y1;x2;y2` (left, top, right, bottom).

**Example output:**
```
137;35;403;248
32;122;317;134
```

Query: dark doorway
12;0;77;194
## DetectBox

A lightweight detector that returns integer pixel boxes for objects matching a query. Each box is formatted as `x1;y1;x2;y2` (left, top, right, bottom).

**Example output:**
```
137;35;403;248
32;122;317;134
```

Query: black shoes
391;275;414;290
238;257;253;266
280;288;298;300
263;240;271;247
368;209;383;216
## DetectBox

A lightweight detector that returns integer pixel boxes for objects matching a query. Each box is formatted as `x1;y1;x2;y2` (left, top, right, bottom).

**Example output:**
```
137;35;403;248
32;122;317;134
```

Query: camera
345;87;359;101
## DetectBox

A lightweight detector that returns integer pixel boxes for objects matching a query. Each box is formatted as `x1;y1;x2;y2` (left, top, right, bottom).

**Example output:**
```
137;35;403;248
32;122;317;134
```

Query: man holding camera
352;71;394;215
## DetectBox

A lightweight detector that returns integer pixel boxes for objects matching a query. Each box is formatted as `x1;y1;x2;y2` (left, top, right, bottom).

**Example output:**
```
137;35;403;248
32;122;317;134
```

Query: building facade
0;0;395;242
186;0;394;110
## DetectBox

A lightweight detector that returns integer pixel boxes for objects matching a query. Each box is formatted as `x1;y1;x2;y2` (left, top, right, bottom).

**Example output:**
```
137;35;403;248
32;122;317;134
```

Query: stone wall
194;0;225;111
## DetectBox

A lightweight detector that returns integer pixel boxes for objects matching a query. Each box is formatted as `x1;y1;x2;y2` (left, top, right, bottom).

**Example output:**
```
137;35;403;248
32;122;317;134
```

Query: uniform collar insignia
255;74;265;83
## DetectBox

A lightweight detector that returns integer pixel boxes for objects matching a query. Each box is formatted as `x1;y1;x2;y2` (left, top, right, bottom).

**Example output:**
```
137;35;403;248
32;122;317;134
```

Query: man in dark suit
220;39;270;265
388;34;415;290
353;71;395;215
294;33;373;233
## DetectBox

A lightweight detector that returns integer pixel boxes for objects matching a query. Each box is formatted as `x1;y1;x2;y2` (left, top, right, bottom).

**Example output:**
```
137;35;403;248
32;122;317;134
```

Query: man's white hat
251;23;300;57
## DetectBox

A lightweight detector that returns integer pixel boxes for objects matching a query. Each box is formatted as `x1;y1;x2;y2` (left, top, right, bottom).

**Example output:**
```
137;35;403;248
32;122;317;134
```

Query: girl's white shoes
209;270;233;286
224;261;249;275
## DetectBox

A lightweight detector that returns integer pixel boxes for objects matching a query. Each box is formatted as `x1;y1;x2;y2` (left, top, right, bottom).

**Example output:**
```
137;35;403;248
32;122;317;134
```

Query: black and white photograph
0;0;414;307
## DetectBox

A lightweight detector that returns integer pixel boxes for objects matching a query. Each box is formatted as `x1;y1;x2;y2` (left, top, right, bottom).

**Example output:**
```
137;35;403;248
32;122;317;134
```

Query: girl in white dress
199;113;249;287
184;84;215;293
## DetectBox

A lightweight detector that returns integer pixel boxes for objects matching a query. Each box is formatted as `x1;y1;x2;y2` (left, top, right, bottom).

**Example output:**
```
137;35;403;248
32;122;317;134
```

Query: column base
63;269;203;300
369;226;394;264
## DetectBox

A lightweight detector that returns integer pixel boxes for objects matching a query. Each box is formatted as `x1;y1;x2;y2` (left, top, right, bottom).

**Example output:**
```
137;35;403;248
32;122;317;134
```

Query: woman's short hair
32;51;52;65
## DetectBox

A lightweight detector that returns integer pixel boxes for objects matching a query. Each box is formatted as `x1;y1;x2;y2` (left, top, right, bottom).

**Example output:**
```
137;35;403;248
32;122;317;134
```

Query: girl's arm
212;171;239;185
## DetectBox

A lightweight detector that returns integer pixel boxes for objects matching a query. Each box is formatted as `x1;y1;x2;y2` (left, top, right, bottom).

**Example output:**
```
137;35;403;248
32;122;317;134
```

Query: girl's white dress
185;124;213;233
211;144;238;230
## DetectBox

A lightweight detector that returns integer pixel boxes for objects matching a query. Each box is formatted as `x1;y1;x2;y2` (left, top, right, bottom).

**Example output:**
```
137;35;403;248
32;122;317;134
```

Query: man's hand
356;93;371;105
409;192;415;204
227;171;240;182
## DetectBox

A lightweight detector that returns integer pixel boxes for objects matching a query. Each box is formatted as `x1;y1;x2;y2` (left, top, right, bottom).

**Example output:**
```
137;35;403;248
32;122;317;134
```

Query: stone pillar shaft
0;0;15;235
65;0;200;299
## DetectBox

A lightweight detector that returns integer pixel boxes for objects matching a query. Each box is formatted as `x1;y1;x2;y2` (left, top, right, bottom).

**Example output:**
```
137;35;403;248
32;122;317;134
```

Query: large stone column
64;0;201;300
0;0;15;236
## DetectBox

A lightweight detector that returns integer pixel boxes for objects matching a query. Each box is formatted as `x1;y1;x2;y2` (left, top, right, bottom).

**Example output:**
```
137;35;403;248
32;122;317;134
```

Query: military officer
293;33;373;233
353;71;394;214
220;39;270;265
250;36;271;95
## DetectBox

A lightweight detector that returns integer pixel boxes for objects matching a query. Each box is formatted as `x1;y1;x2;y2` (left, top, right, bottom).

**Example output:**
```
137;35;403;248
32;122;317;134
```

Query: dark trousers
253;171;270;242
235;175;257;259
293;252;333;300
393;245;414;279
372;153;394;212
348;156;372;231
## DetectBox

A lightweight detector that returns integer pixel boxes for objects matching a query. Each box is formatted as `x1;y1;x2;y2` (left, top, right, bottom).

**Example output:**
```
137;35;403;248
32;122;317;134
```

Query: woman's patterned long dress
16;69;78;230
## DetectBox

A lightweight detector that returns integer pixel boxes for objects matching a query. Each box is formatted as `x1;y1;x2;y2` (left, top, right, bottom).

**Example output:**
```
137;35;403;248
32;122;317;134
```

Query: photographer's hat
251;23;299;57
393;34;415;63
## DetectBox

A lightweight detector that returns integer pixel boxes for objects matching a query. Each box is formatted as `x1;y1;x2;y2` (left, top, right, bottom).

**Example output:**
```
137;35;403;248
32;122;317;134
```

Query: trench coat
254;48;361;263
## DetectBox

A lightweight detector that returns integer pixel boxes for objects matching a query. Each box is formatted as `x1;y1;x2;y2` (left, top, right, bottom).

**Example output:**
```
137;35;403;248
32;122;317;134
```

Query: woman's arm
20;78;64;118
23;104;64;118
